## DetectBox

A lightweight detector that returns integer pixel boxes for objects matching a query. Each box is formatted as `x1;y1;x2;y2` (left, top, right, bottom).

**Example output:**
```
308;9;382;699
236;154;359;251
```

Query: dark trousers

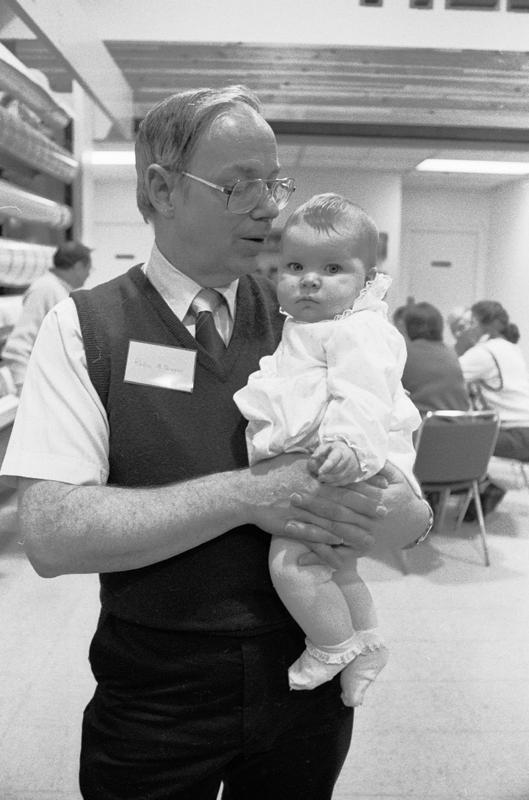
79;613;354;799
467;427;529;519
494;426;529;462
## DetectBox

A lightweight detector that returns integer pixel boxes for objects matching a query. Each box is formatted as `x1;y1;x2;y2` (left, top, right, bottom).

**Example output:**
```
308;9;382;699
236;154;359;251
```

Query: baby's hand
309;441;361;485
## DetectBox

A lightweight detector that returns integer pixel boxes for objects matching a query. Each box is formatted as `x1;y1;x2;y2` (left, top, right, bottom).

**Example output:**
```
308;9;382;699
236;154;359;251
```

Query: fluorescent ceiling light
87;150;135;165
416;159;529;175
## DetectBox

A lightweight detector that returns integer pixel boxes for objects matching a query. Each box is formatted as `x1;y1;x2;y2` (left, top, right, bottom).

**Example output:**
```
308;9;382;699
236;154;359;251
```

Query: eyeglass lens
228;179;293;213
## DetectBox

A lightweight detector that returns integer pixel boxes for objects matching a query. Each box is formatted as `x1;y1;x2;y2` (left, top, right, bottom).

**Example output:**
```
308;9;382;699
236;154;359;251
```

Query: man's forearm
19;455;328;578
20;472;247;577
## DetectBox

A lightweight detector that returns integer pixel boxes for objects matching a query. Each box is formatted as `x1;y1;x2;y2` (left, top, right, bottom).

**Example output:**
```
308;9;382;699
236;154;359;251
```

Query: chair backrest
413;410;500;484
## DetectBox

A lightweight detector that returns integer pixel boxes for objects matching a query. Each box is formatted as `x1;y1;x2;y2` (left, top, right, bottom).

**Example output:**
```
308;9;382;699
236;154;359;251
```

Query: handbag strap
477;345;504;392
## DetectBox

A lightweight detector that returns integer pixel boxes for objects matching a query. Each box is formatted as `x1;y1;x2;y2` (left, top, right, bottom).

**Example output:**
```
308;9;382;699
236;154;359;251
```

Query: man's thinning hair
283;193;379;269
135;85;262;221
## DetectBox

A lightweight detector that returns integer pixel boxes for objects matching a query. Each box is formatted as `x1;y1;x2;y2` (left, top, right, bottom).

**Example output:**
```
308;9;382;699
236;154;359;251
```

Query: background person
234;193;422;708
401;301;470;417
1;85;429;800
392;304;408;337
459;300;529;517
0;241;92;394
447;305;477;357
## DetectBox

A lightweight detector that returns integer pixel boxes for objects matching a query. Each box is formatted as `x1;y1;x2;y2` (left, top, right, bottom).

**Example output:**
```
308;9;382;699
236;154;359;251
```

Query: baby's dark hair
283;193;379;270
471;300;520;343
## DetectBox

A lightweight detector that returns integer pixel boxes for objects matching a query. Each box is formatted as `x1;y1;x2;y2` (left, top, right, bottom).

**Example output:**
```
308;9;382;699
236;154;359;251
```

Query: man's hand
294;461;428;565
365;461;430;554
244;453;387;568
274;459;428;568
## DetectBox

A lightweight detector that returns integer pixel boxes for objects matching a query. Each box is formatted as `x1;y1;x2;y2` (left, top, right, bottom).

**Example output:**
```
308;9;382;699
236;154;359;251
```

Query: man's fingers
298;543;342;569
284;518;374;555
291;484;386;522
284;518;344;546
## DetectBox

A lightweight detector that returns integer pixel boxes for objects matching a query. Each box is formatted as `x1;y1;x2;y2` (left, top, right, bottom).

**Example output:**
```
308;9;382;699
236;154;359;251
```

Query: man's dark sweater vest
72;265;288;633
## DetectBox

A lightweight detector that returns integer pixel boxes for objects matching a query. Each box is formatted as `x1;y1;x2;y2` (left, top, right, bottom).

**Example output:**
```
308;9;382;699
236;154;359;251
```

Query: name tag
124;340;196;392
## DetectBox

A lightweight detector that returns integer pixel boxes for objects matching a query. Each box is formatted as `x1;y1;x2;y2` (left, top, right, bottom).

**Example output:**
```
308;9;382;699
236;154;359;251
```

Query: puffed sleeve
319;310;412;478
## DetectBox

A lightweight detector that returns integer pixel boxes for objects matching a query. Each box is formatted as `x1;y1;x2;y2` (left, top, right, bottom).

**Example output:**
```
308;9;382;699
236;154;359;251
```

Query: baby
234;193;421;706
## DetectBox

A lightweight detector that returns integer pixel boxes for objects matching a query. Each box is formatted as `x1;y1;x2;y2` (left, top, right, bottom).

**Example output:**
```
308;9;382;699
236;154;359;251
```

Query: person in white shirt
0;241;92;394
234;194;422;708
459;299;529;515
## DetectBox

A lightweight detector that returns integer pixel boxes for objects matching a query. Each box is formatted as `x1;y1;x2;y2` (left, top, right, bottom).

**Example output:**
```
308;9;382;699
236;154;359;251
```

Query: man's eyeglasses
181;171;296;214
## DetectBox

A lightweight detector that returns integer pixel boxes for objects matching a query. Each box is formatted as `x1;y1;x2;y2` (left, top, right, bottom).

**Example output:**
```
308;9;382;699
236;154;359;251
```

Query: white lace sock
339;629;389;707
288;634;364;691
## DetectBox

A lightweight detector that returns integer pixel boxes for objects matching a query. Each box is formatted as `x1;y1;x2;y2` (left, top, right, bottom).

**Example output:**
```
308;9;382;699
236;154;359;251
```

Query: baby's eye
287;262;303;272
325;264;342;274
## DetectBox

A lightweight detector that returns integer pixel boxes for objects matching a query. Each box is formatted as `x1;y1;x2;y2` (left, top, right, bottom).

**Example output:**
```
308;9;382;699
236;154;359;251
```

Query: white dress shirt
0;244;238;486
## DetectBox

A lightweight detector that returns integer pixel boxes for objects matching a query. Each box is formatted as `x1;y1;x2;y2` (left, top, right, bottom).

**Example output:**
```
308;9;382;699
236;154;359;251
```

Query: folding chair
413;410;500;566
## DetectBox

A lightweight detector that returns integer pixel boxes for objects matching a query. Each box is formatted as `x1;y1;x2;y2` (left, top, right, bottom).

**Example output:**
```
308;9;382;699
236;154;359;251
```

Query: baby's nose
301;273;320;288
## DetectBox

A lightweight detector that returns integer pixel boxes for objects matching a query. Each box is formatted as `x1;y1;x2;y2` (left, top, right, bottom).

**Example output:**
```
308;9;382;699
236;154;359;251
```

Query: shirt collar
142;242;238;322
50;270;76;293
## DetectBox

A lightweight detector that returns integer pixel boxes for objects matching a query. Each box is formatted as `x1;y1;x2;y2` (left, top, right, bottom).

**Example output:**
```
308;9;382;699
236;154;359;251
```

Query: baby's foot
339;644;389;707
288;634;364;691
288;648;343;691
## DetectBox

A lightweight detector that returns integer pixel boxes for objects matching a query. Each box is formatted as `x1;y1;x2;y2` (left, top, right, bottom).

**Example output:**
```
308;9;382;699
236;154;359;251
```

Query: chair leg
455;488;473;530
521;462;529;492
472;479;490;567
434;488;451;531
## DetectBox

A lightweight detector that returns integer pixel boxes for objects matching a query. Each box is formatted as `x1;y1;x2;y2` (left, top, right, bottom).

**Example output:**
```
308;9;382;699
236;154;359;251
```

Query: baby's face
277;222;371;322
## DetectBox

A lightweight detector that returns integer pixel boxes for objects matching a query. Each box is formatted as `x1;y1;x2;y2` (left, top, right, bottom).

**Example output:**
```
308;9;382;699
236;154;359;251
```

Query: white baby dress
234;274;421;489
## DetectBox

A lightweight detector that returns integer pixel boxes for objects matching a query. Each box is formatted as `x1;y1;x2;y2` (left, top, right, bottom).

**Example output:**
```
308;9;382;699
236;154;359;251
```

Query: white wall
84;170;152;288
75;0;529;50
401;188;490;338
486;177;529;366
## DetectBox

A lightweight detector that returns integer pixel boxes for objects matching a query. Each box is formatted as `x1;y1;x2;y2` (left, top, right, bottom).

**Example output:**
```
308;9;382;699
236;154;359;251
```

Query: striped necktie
190;288;227;360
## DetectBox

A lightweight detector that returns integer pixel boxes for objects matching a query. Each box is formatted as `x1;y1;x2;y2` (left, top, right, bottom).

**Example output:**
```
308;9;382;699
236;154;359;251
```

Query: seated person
401;302;470;416
459;300;529;517
447;306;477;357
392;304;408;337
0;241;92;394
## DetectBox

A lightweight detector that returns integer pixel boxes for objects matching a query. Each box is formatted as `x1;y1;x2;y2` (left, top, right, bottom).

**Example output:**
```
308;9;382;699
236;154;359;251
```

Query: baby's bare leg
332;551;377;631
333;551;389;706
269;537;355;644
270;536;365;690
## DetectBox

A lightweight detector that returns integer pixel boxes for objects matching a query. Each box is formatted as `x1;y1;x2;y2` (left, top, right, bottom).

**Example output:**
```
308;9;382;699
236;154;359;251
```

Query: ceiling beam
271;120;529;145
5;0;133;139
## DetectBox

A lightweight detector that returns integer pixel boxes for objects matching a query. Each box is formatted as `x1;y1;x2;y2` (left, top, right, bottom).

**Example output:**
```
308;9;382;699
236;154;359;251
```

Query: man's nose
251;190;280;220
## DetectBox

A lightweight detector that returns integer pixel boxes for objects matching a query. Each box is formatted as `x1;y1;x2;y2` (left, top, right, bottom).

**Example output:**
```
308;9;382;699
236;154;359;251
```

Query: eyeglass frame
179;170;296;214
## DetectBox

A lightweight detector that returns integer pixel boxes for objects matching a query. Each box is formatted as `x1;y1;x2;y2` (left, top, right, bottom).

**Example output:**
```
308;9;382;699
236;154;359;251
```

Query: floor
1;487;528;800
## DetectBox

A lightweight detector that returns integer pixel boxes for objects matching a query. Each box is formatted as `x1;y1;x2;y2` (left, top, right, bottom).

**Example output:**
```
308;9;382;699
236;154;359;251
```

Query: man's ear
145;164;176;218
